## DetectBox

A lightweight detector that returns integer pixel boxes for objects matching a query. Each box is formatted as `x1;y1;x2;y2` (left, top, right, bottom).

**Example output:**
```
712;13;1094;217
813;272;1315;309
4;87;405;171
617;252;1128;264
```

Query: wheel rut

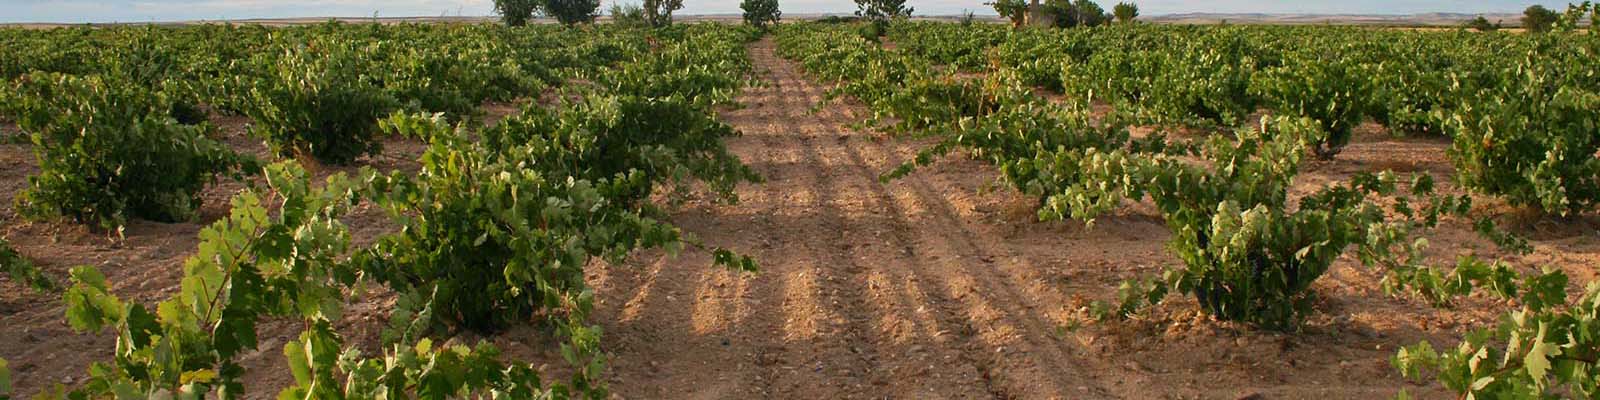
594;37;1111;399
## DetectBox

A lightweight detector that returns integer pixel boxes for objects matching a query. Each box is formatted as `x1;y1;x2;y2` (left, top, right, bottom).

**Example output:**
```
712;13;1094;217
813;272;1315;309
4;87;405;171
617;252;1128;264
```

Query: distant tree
1044;0;1077;27
610;3;647;27
494;0;541;26
546;0;601;25
1555;1;1597;32
988;0;1029;27
741;0;781;29
1113;2;1138;23
1592;1;1599;31
817;15;862;24
1521;4;1559;33
855;0;913;23
1074;0;1108;27
960;9;978;25
643;0;683;27
1465;15;1502;31
1043;0;1108;27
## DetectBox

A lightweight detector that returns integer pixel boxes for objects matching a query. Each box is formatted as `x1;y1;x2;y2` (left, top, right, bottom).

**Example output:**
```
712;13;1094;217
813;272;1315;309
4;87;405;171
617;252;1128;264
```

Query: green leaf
0;357;11;397
179;369;217;385
1523;322;1562;389
63;266;124;333
284;338;311;385
1520;269;1569;312
124;304;160;349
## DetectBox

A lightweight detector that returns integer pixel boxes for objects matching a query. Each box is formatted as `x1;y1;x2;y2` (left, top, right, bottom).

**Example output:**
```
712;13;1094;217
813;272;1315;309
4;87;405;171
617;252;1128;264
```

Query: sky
2;0;1572;24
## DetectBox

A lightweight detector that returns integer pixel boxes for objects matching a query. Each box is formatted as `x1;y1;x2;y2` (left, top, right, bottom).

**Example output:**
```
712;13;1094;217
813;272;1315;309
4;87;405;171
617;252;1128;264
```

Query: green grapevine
5;72;256;230
0;238;55;294
1394;271;1599;398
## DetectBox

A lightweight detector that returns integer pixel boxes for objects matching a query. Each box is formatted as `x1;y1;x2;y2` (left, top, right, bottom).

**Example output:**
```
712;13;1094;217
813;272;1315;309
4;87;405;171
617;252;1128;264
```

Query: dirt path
584;38;1600;400
588;37;1145;400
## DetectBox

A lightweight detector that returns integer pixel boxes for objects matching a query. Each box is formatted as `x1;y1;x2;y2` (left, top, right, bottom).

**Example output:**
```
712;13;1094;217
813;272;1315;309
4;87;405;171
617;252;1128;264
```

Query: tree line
493;0;783;28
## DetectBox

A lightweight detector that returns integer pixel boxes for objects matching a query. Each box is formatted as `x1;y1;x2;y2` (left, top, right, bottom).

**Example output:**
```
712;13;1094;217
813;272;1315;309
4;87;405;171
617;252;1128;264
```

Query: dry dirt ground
4;38;1599;399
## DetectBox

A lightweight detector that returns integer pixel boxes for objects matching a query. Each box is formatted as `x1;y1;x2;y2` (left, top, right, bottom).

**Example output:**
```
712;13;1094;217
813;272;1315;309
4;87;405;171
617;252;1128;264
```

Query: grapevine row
0;23;762;398
776;19;1598;397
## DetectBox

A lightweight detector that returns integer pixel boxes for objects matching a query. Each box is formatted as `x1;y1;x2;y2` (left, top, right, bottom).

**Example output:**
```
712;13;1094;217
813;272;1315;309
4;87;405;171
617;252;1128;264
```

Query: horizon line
0;10;1537;26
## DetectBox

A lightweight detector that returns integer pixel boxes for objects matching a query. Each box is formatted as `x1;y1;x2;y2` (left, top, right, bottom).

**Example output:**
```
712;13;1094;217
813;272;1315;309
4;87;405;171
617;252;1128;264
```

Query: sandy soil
585;39;1599;399
3;38;1598;399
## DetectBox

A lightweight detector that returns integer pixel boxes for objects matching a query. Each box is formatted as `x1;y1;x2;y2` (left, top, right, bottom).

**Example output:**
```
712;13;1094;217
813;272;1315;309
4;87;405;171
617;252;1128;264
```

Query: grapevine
0;22;764;398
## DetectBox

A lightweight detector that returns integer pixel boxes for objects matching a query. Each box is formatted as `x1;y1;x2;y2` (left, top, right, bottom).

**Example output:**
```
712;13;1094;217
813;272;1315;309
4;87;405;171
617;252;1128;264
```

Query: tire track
751;38;998;398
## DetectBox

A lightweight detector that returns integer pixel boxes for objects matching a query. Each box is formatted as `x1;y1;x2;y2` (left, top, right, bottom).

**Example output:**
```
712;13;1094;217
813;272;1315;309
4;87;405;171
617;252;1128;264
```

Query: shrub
610;3;648;27
360;130;681;332
96;27;211;125
241;41;397;165
1395;271;1599;399
59;161;368;396
7;73;254;229
56;161;591;397
1364;45;1452;137
1076;119;1324;326
594;35;752;108
1059;118;1435;329
817;15;863;24
482;95;760;204
741;0;782;29
375;41;535;122
1446;41;1600;216
1250;55;1371;159
367;102;756;332
1;238;55;293
1064;41;1260;129
1465;15;1502;32
858;21;886;41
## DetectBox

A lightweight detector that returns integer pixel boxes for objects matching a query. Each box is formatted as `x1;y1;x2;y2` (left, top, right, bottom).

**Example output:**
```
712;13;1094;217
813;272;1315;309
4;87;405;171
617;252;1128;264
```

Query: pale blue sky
3;0;1568;23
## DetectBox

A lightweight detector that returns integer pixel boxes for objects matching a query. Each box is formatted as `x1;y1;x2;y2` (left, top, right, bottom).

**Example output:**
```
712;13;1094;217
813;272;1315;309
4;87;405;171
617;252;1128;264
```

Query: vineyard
1;11;1599;400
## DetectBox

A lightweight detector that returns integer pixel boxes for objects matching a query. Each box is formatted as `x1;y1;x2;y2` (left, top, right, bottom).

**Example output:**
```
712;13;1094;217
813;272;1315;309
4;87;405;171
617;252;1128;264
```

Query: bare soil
3;38;1598;399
